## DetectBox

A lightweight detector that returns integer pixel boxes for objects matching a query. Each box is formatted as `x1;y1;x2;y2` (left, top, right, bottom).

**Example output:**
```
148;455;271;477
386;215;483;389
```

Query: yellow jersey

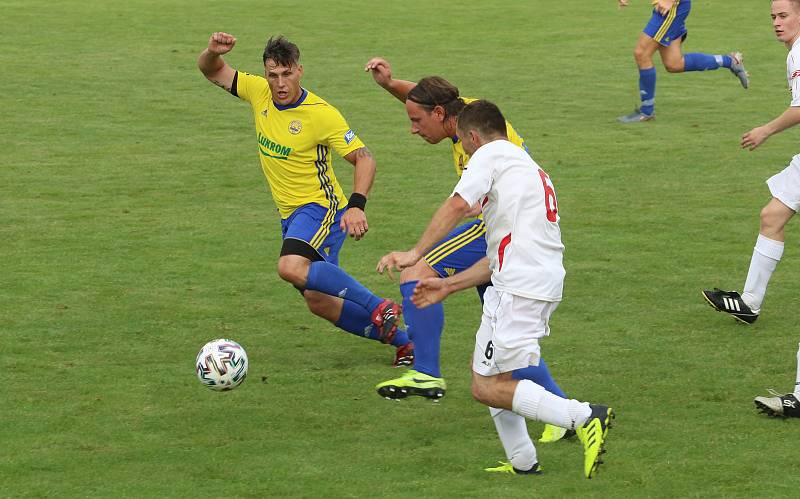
233;71;365;218
451;97;528;177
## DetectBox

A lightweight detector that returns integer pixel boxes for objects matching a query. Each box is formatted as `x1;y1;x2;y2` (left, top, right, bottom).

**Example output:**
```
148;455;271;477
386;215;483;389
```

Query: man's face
404;100;448;144
772;0;800;45
265;59;304;105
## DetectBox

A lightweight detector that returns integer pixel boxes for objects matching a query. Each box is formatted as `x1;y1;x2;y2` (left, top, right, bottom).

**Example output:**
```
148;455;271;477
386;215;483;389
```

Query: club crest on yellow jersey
288;120;302;135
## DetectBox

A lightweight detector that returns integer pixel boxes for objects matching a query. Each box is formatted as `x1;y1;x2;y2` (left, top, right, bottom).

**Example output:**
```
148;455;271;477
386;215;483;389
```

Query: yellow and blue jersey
451;97;528;177
232;71;365;218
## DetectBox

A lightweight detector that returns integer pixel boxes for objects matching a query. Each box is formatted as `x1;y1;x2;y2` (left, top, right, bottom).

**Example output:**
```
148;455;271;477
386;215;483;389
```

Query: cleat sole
376;385;446;401
754;400;784;418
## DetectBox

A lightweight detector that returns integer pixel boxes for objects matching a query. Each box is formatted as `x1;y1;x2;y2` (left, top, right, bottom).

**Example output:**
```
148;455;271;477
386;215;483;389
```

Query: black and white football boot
754;389;800;418
701;288;759;324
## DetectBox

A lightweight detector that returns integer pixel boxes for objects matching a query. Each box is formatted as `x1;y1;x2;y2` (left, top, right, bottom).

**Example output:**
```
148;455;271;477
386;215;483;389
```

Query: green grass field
4;0;800;496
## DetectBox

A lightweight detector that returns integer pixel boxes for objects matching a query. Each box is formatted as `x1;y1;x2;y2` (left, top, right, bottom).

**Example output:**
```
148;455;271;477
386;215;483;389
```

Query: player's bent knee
633;46;652;66
760;205;774;229
664;60;684;73
471;380;494;406
277;258;308;287
760;203;789;233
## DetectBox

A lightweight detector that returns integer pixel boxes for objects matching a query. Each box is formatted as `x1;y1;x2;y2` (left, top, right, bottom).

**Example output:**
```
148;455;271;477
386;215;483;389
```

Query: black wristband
347;193;367;211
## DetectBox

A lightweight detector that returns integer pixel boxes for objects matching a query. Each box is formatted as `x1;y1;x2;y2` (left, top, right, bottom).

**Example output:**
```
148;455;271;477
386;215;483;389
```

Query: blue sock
401;281;444;378
306;261;383;312
334;299;410;347
512;359;566;398
638;67;656;116
684;53;724;71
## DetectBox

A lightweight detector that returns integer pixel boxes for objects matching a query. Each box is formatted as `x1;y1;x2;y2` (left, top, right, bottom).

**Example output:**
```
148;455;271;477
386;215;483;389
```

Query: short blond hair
775;0;800;10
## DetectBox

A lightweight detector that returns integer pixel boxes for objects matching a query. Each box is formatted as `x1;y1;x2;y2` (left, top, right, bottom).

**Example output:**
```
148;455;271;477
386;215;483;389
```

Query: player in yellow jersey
364;57;572;445
197;33;413;365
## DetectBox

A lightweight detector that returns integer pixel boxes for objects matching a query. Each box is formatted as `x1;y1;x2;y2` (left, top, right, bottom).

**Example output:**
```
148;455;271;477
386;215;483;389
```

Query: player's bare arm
364;57;417;102
411;257;491;308
340;147;376;241
376;194;471;278
198;32;237;91
618;0;629;8
741;107;800;151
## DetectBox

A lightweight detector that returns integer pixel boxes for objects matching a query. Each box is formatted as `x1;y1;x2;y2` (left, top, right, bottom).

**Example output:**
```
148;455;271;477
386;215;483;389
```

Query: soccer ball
196;339;249;391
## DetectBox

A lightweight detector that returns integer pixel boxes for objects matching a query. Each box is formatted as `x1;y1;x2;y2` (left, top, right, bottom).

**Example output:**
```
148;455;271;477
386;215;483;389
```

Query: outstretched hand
208;32;236;55
411;278;451;309
376;249;421;281
741;126;770;151
364;57;393;87
618;0;629;8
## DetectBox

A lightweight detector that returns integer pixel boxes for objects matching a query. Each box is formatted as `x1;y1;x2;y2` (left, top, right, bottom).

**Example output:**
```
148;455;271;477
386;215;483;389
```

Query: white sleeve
790;52;800;106
452;149;492;206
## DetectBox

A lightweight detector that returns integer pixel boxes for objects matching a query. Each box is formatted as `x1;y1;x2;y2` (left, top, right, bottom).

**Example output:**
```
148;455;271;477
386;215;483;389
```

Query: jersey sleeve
316;105;365;157
231;71;271;104
452;149;493;206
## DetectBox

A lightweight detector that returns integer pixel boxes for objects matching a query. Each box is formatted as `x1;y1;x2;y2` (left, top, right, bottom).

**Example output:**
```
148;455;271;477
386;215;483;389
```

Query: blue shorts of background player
279;203;413;362
617;0;748;123
643;0;689;46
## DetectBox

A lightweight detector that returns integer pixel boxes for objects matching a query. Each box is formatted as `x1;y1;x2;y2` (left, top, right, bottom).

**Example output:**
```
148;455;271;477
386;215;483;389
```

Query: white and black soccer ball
196;339;249;391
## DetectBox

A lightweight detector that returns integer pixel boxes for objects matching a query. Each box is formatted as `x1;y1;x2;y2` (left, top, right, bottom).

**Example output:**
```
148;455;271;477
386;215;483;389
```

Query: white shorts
767;157;800;212
472;287;559;377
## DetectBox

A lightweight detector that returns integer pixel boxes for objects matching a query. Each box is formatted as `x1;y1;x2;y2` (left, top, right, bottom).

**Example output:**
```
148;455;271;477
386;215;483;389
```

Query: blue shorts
281;203;346;265
423;219;487;278
643;0;690;46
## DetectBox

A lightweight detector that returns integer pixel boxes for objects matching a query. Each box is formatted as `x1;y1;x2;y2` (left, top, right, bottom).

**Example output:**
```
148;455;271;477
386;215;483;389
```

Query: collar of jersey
273;88;308;111
451;135;460;143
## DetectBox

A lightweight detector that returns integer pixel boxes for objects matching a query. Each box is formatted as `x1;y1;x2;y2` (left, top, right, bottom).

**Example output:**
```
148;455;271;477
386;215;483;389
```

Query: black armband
230;71;239;97
347;193;367;211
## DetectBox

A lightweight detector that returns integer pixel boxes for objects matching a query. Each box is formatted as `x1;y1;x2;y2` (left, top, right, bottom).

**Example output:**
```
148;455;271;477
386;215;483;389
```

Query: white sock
794;343;800;399
511;380;592;430
489;407;537;471
741;234;783;311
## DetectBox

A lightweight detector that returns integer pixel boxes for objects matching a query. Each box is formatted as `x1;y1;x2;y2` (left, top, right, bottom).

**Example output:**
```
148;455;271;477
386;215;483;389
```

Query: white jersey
787;38;800;107
453;139;565;302
769;38;800;210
